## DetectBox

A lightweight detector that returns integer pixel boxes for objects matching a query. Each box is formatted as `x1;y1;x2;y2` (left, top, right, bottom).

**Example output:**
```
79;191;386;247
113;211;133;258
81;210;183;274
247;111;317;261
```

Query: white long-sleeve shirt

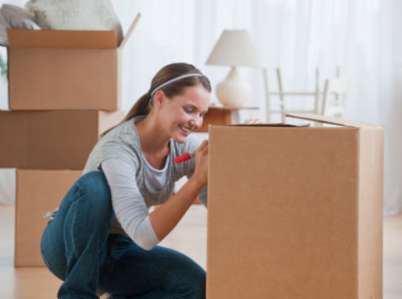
102;157;207;251
82;115;207;251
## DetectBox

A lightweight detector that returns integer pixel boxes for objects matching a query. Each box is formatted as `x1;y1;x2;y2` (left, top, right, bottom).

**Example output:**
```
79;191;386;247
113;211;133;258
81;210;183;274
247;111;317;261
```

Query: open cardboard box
207;113;384;299
6;14;141;111
14;169;82;267
0;110;125;169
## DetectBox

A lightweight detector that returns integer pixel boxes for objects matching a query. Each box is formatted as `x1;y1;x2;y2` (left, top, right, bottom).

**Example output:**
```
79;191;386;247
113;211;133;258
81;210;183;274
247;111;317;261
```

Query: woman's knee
73;171;114;225
183;267;206;299
170;261;205;299
163;250;206;298
80;171;110;195
78;171;111;206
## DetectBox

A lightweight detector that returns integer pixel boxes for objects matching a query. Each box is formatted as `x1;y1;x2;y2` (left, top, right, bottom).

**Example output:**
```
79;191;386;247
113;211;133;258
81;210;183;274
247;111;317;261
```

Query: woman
41;63;211;299
40;62;259;298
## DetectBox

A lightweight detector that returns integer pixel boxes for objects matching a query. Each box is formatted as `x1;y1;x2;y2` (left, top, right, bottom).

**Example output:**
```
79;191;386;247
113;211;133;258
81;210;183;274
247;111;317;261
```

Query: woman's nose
191;115;203;129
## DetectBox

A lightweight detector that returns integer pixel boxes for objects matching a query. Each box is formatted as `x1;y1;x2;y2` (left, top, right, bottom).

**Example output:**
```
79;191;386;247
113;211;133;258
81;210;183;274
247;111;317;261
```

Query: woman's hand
243;118;263;124
192;140;208;187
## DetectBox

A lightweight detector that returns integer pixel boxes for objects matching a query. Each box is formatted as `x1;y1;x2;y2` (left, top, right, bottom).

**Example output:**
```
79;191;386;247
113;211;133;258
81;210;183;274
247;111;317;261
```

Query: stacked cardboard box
14;170;82;267
7;14;140;111
207;113;384;299
1;14;141;267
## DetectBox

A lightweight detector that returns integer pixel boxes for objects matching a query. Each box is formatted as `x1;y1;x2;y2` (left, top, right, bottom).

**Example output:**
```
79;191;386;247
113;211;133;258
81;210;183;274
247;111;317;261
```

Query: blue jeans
40;171;206;299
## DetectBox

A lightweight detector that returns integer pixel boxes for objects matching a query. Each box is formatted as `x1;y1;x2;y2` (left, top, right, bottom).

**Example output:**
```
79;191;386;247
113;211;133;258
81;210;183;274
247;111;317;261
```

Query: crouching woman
40;63;211;299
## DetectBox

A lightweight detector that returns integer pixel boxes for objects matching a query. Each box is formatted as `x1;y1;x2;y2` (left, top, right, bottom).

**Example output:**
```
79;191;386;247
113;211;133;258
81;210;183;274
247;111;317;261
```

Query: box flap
212;123;310;128
233;123;310;127
119;13;141;49
7;29;118;49
286;113;382;128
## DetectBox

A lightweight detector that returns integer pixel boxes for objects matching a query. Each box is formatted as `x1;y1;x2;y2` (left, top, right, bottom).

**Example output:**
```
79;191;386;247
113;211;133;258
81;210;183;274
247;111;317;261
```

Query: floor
0;204;207;299
0;203;401;299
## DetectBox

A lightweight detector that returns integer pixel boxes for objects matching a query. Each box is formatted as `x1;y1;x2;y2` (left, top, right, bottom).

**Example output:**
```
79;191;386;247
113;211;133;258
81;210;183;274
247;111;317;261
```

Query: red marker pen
174;151;196;163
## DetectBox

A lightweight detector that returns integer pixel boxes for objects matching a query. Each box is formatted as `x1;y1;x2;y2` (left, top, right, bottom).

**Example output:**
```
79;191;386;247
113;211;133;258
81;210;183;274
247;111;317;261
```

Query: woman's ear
153;90;165;109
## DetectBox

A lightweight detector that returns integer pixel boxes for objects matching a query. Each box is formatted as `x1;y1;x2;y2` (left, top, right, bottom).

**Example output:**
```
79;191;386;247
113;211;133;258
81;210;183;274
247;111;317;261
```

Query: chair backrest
321;78;350;117
274;68;321;123
276;68;286;122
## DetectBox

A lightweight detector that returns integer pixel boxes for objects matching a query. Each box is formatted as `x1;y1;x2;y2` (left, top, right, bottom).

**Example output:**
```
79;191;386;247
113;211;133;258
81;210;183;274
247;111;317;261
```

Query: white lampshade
206;30;259;67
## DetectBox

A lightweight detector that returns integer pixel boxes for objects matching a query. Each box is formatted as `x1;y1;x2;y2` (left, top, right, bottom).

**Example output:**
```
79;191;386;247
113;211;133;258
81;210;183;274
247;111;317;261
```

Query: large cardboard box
6;14;140;111
207;114;384;299
0;110;125;169
15;169;82;267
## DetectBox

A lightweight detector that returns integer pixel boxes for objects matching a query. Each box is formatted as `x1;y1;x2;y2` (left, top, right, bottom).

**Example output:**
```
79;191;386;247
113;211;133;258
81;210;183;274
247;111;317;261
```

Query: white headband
150;73;204;97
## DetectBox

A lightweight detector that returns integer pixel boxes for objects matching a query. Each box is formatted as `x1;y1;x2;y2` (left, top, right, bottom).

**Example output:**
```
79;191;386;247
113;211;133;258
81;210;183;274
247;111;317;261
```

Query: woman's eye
184;108;193;113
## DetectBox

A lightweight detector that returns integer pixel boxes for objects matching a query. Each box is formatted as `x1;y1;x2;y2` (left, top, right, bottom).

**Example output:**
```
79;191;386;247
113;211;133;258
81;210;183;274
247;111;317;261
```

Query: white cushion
25;0;123;45
0;9;10;46
1;4;41;30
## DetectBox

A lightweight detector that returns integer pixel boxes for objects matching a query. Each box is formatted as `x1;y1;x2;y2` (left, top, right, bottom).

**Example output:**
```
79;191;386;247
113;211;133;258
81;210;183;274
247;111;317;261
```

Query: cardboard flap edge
209;123;310;129
119;13;141;49
286;113;382;128
7;29;118;49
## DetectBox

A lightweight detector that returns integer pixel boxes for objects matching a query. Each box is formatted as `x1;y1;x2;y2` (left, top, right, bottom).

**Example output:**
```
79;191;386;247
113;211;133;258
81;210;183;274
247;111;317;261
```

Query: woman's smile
179;125;193;136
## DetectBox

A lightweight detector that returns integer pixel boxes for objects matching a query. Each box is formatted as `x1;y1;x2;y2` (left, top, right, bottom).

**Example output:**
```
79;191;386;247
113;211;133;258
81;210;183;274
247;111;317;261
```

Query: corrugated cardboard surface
15;170;82;267
6;14;141;111
0;110;125;169
8;48;119;111
207;117;383;299
357;128;384;299
7;29;118;49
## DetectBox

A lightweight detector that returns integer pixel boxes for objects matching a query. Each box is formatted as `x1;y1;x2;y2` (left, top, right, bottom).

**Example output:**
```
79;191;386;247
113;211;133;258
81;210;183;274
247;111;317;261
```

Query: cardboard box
6;14;140;111
15;169;82;267
0;110;125;169
207;114;384;299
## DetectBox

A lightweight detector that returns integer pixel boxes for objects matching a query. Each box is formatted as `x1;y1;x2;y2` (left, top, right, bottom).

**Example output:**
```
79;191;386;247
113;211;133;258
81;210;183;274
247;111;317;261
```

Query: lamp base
216;67;251;107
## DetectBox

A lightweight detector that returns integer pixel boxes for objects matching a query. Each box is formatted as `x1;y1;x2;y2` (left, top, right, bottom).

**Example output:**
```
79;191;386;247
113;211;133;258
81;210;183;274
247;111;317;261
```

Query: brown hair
100;62;211;138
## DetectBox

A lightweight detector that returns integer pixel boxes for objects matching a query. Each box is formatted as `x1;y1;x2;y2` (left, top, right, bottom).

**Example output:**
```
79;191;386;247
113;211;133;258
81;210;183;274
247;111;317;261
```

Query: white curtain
0;0;401;215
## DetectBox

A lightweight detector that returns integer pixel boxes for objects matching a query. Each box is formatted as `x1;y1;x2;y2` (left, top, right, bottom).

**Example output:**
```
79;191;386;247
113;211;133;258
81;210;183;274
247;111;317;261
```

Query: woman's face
160;84;210;143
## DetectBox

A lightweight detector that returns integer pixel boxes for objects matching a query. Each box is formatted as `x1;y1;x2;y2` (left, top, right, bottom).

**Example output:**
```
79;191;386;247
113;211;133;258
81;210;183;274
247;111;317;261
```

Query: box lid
286;113;382;128
7;29;118;49
119;13;141;49
7;13;141;50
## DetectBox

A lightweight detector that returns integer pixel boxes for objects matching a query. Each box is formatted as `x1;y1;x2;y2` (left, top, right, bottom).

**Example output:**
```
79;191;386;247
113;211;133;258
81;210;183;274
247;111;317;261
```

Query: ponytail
99;91;152;138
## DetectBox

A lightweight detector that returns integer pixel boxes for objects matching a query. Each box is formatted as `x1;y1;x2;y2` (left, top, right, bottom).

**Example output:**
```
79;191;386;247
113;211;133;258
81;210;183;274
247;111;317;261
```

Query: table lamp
206;30;259;107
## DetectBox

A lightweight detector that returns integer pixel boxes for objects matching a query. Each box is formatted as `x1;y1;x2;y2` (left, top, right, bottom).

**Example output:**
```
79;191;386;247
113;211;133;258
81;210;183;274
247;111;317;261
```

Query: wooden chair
321;78;350;118
263;67;321;123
